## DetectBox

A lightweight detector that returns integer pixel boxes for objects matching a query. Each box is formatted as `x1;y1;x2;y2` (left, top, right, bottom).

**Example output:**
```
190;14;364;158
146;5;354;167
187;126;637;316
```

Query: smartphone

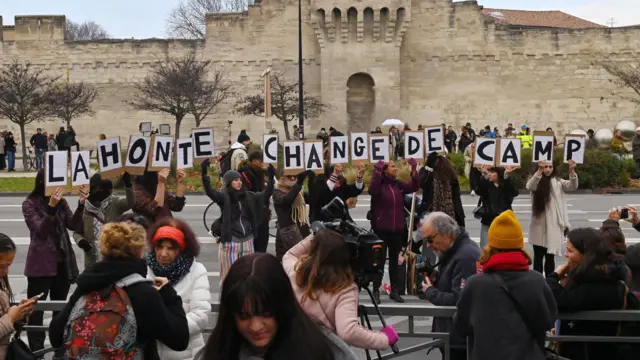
32;293;45;300
621;208;629;219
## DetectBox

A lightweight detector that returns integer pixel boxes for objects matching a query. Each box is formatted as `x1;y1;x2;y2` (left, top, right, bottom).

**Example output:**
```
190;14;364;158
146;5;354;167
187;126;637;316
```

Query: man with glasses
420;212;480;360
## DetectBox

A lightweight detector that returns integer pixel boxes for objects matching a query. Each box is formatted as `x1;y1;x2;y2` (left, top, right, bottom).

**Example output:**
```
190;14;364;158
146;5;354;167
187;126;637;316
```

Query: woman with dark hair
546;228;631;360
147;218;211;360
133;168;186;223
475;165;519;249
626;244;640;297
201;253;358;360
527;160;578;276
273;171;312;261
369;158;420;303
22;170;87;353
418;152;465;227
308;163;365;224
601;208;629;260
283;230;398;351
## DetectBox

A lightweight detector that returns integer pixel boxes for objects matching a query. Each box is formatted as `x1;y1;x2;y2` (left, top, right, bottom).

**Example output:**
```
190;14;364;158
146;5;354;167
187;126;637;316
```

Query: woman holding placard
22;170;87;353
527;160;578;276
308;163;365;224
475;165;519;249
419;152;466;228
133;168;186;223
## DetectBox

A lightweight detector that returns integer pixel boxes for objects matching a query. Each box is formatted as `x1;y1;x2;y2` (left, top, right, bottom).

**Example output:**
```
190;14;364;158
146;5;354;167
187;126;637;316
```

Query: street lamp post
297;0;304;140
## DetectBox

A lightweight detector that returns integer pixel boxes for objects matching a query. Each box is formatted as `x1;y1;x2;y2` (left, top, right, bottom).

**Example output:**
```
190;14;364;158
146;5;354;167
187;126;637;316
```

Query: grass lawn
0;177;36;192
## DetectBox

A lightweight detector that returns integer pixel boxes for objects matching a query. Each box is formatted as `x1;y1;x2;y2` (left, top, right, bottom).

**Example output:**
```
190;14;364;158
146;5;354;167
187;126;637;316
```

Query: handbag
472;198;484;220
7;327;38;360
488;273;564;360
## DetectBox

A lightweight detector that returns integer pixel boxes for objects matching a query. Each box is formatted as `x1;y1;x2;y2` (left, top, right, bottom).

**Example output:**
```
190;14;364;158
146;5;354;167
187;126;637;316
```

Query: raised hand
48;188;64;208
568;160;577;173
201;159;211;177
267;164;276;179
122;172;132;187
356;163;366;178
333;163;343;176
504;165;515;175
407;158;418;171
158;169;170;184
296;170;308;185
624;206;639;225
176;169;186;183
78;185;89;204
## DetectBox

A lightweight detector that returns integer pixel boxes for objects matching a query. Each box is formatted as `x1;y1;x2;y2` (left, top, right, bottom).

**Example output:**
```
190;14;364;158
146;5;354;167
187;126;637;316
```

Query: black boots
372;287;381;304
390;289;405;303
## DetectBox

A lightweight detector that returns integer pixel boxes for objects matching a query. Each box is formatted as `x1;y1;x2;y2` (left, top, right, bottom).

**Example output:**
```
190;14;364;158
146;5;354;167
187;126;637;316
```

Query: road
1;193;639;359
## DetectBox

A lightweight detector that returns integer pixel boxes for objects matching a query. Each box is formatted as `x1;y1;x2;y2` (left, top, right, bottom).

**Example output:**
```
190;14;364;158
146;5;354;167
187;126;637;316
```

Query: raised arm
257;165;276;204
398;158;420;194
368;160;385;196
114;173;137;214
201;160;225;205
560;160;579;192
526;163;545;192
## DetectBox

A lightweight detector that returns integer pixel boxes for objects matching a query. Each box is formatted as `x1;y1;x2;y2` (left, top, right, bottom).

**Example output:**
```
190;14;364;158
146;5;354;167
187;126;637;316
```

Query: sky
2;0;639;39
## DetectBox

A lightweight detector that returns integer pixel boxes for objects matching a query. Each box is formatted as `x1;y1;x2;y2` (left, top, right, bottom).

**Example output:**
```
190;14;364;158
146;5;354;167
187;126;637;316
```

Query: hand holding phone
621;208;629;219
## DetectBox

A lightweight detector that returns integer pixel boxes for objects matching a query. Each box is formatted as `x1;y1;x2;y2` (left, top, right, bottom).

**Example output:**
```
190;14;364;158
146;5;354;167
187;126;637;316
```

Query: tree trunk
283;120;291;140
175;115;184;140
19;123;27;171
65;118;71;127
194;115;202;127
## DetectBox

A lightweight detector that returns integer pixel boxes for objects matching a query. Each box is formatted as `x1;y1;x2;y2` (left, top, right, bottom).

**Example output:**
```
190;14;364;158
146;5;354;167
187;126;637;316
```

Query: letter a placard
305;141;324;173
71;151;91;193
497;138;521;168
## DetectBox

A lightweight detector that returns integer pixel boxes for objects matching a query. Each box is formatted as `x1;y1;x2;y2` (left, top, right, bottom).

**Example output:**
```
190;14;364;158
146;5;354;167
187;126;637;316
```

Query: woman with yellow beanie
453;210;557;360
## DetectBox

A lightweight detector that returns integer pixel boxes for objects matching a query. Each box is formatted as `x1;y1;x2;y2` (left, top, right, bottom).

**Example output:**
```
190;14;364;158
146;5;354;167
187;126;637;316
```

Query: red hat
152;226;186;251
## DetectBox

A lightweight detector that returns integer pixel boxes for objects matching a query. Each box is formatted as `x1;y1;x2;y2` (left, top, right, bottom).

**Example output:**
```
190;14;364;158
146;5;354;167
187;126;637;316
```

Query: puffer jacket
368;162;420;233
148;261;211;360
0;290;15;360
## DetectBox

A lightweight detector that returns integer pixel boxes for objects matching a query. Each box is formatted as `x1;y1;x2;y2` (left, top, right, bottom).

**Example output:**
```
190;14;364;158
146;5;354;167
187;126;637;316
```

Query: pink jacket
283;235;389;350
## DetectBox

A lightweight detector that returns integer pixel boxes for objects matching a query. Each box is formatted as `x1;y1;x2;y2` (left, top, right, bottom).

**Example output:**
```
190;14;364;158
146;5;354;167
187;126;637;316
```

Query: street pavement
1;193;639;359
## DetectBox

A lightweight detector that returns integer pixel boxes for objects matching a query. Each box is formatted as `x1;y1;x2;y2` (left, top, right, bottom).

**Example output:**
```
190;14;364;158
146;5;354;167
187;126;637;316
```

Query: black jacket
418;169;466;227
30;133;48;150
546;261;629;360
49;257;189;360
424;232;480;348
474;176;519;226
308;174;363;223
454;269;557;360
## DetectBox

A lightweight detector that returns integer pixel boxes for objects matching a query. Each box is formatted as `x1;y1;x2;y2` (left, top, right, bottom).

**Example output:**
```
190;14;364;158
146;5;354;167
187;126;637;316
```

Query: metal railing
24;301;640;359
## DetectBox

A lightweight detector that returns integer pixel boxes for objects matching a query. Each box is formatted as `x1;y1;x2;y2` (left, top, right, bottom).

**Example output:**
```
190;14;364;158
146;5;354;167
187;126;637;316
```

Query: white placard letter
369;136;390;163
474;138;496;166
97;137;123;172
404;132;424;159
191;128;215;160
45;151;68;188
330;136;348;164
497;138;521;167
125;136;150;169
176;138;193;169
71;151;91;187
350;133;368;162
263;134;278;164
533;132;554;163
424;126;445;155
150;136;174;169
564;135;586;164
284;141;304;171
305;142;324;172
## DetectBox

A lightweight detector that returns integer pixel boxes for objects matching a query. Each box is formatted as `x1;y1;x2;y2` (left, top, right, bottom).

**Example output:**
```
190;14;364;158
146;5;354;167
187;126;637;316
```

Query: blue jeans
35;148;45;169
480;223;490;249
7;151;15;170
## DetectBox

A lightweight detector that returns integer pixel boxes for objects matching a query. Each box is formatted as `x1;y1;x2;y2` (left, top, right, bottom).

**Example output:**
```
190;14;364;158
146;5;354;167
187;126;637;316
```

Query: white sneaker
471;190;476;196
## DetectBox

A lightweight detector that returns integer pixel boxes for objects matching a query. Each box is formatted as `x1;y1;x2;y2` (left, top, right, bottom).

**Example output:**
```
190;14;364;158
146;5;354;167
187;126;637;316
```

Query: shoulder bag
7;325;38;360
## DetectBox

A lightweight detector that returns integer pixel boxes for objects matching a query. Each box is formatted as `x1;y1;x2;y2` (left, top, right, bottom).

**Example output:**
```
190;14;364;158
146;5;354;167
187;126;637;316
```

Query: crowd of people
0;128;637;360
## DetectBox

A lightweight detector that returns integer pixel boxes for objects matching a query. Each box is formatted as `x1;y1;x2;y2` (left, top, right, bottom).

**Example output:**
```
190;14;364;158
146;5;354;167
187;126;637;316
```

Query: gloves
77;239;93;253
380;325;399;346
296;170;308;185
122;172;132;187
201;159;210;177
407;158;418;171
267;164;275;180
374;160;385;174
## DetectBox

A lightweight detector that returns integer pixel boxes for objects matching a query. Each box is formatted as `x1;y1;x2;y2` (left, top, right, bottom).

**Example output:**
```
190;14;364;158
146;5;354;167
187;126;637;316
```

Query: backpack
218;148;238;178
63;274;153;360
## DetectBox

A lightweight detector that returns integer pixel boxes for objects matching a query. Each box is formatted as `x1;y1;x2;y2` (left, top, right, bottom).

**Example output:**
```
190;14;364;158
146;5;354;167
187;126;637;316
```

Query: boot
389;289;405;303
372;287;381;305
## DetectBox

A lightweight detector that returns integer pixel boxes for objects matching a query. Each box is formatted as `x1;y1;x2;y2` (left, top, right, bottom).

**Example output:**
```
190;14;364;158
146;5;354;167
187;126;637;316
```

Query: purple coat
22;197;83;278
368;163;420;233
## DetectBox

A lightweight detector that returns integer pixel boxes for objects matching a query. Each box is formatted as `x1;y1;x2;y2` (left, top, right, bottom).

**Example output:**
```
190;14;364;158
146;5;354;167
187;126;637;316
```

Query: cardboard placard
304;141;324;173
369;135;390;163
125;136;150;175
263;134;278;165
283;141;304;175
148;135;174;172
533;131;555;163
564;135;586;164
496;138;522;168
404;131;424;160
45;151;68;196
97;137;123;179
71;151;91;192
330;136;349;164
350;133;369;163
176;138;194;169
473;138;497;167
191;128;215;165
424;125;445;155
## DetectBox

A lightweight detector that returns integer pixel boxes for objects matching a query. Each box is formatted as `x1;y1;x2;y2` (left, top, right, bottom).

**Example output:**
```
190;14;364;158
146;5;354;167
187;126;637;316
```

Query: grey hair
423;212;461;239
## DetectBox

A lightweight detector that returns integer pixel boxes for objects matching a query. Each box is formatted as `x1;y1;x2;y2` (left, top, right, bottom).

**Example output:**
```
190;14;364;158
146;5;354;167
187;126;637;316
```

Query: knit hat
223;170;242;187
237;133;250;143
488;210;524;250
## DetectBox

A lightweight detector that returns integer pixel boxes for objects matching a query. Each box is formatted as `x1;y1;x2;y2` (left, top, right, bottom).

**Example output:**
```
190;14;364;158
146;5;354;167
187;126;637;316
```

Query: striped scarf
277;179;308;226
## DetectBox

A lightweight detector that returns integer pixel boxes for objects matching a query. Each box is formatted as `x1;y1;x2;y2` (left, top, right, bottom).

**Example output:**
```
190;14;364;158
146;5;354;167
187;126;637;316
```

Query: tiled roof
482;8;607;29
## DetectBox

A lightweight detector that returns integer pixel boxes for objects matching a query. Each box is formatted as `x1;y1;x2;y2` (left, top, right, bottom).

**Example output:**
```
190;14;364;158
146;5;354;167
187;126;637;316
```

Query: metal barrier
24;301;640;359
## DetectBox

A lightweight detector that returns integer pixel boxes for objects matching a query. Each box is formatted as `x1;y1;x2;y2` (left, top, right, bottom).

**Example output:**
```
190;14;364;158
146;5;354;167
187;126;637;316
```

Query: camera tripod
357;274;400;360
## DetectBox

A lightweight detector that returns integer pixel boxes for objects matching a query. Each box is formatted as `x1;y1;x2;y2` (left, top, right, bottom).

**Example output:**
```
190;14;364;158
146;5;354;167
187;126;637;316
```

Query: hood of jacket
230;142;246;150
75;256;148;294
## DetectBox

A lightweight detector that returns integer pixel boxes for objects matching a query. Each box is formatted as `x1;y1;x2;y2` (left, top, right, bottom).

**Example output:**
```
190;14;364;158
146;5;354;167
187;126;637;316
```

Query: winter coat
3;138;15;153
526;174;578;255
308;174;363;223
424;232;480;348
49;257;190;360
368;164;420;233
148;261;211;360
475;176;519;226
30;133;48;150
283;236;389;350
458;135;473;153
0;290;15;360
47;139;57;151
632;135;640;160
132;184;186;223
418;168;466;227
453;260;557;360
229;142;248;171
546;261;629;360
202;173;274;244
611;137;629;154
22;197;83;279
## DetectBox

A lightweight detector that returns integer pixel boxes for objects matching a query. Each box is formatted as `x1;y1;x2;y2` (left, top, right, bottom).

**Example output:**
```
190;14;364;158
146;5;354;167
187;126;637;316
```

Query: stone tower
311;0;410;132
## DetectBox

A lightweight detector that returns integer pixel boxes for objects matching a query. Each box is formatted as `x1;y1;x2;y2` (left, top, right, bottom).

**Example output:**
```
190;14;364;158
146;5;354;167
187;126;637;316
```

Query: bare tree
234;71;326;140
599;60;640;105
50;82;99;127
167;0;254;39
0;62;57;169
65;20;110;41
128;56;228;139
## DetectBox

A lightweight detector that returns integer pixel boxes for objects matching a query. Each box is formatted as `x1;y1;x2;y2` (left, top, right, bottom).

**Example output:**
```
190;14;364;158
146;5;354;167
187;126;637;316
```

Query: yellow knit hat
488;210;524;249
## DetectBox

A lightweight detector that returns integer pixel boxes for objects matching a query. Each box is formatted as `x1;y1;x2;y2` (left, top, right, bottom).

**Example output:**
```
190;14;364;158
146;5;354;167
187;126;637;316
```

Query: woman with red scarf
453;210;557;360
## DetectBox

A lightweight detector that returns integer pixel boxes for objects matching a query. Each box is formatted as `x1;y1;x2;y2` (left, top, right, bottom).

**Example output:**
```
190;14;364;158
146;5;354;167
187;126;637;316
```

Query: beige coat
0;290;15;360
526;174;578;256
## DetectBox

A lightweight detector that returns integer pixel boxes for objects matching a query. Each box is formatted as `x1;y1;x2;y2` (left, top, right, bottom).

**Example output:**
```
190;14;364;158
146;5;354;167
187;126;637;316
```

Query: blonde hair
100;222;146;258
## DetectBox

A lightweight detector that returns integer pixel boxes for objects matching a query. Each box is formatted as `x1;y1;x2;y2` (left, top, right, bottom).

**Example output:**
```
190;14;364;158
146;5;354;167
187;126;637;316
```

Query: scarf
50;199;80;282
277;179;308;225
84;195;116;241
146;252;194;285
432;176;455;219
481;252;530;272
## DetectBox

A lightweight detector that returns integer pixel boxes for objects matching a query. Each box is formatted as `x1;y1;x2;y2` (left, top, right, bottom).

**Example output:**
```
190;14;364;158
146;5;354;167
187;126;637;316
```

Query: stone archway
346;73;375;132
